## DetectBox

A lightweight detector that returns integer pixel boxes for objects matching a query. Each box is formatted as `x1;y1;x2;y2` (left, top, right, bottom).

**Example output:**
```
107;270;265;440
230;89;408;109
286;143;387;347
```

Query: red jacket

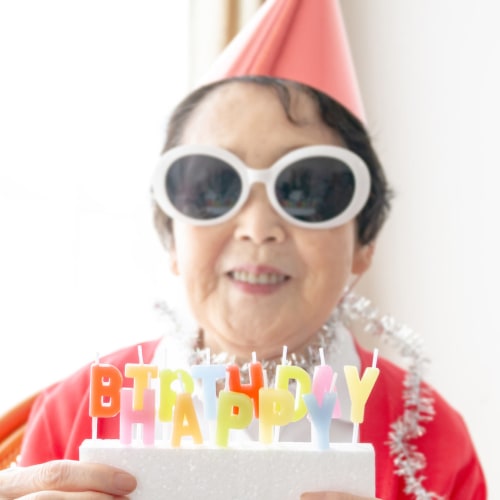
20;339;486;499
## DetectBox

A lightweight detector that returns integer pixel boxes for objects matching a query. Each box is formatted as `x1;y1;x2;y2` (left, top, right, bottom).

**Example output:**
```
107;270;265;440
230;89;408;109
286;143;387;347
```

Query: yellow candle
275;365;312;422
258;388;294;444
124;363;158;411
170;392;203;447
158;369;195;422
215;391;253;447
344;365;380;424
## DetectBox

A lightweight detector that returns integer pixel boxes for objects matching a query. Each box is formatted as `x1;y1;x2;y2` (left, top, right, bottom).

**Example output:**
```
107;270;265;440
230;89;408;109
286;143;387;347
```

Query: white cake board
80;439;375;499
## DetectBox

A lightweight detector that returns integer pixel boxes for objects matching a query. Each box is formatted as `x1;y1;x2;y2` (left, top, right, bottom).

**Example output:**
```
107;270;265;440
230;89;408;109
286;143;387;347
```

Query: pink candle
119;387;156;445
311;348;341;418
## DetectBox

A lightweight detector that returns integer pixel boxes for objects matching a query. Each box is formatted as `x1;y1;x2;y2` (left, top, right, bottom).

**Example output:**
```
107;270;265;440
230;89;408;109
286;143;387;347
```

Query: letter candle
158;369;194;422
190;349;226;442
275;357;311;422
119;346;158;445
124;345;158;411
227;351;264;417
89;353;123;439
86;343;382;453
311;347;341;418
258;388;294;444
303;390;336;450
344;349;380;443
271;346;288;442
216;390;253;447
171;373;203;447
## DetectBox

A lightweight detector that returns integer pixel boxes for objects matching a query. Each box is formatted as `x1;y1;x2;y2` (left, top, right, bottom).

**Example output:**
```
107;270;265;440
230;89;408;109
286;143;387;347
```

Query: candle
89;362;123;418
226;352;264;417
89;357;123;440
258;388;294;444
124;353;158;411
190;352;226;421
171;392;203;447
303;391;337;450
312;349;341;419
215;391;253;447
344;351;380;443
119;386;156;445
275;365;311;422
158;369;194;422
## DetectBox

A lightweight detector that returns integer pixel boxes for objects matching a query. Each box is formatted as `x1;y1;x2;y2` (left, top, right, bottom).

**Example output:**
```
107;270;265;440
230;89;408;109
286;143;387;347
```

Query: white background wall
0;0;498;496
340;0;500;496
0;0;190;412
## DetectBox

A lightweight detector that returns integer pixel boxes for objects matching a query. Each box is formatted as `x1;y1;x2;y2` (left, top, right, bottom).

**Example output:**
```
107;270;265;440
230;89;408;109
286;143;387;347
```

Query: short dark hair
153;75;392;248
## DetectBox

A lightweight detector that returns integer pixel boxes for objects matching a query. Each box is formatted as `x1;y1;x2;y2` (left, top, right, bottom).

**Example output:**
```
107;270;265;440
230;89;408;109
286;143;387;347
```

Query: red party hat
201;0;365;121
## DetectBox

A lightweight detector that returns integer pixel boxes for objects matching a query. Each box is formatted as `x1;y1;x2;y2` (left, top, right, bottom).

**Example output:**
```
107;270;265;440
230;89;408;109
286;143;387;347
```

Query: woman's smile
227;265;291;294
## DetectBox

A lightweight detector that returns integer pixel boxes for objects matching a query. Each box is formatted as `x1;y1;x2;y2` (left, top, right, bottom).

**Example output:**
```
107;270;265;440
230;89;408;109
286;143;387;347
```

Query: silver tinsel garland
156;291;441;499
337;292;441;500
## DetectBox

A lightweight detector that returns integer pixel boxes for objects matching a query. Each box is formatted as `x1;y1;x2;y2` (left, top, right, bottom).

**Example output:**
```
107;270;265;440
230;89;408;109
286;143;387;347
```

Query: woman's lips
227;266;290;294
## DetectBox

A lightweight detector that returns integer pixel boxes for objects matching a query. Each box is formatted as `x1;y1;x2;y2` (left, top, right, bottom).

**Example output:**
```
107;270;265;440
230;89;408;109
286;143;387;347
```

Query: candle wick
372;348;379;368
138;345;144;365
177;372;185;393
329;372;338;393
319;347;325;366
252;351;257;363
281;345;288;365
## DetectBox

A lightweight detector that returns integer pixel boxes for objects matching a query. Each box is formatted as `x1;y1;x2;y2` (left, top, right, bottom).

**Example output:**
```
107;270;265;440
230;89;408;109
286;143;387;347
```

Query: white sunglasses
152;144;371;229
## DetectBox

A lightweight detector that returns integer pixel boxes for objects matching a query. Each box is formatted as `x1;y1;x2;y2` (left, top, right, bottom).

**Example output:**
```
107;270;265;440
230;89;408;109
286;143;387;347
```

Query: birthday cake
79;349;379;499
80;440;375;499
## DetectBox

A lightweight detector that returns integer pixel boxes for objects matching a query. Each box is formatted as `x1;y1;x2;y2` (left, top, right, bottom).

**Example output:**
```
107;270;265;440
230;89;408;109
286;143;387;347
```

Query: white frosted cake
80;439;375;499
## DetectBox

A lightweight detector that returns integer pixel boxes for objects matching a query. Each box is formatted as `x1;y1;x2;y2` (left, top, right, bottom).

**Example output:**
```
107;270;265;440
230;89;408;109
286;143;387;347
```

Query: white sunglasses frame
151;144;371;229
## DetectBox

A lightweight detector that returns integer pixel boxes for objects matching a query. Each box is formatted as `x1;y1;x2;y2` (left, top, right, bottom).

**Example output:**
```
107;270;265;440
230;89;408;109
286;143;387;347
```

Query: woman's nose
234;185;286;244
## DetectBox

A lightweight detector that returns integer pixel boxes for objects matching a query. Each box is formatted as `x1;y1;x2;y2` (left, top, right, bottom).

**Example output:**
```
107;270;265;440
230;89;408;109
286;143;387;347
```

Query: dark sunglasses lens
275;157;355;223
166;155;242;220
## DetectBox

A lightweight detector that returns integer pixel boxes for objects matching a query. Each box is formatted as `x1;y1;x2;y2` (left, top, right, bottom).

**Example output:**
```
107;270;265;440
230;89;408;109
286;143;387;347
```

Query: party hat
201;0;365;121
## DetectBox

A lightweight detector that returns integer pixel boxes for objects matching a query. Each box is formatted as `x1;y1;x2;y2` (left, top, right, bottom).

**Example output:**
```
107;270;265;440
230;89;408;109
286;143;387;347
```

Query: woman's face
170;83;372;360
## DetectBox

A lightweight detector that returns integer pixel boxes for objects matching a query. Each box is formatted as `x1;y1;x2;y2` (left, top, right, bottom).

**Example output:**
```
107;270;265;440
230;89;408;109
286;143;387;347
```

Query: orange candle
89;363;123;418
226;358;264;417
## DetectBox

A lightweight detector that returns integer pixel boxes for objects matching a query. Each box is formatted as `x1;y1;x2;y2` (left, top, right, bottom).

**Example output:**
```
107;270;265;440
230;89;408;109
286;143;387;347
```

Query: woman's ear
351;242;375;275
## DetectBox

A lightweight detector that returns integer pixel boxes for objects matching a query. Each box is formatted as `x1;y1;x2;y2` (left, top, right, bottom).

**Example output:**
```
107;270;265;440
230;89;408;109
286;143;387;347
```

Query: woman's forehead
195;82;319;121
180;82;341;148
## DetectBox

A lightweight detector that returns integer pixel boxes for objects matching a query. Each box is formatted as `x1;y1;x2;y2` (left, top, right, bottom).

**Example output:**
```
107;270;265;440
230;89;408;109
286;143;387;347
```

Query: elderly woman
0;75;486;499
